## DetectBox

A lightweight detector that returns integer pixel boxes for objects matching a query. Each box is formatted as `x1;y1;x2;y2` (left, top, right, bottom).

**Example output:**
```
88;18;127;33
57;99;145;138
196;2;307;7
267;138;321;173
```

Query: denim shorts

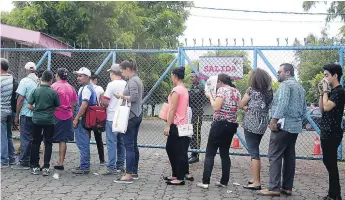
244;129;264;160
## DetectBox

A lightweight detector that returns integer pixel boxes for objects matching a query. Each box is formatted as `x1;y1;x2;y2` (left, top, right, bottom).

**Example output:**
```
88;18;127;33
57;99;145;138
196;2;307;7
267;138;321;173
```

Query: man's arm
28;104;34;111
15;95;24;118
74;101;88;120
322;92;336;112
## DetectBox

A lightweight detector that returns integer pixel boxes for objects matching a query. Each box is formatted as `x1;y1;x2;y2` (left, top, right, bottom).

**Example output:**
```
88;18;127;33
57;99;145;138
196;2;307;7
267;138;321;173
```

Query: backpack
81;85;106;130
11;77;18;113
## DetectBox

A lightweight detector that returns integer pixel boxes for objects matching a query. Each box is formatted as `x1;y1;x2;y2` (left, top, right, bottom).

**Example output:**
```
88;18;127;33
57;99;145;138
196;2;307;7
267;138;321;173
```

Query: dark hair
57;68;68;80
1;58;9;71
120;59;137;71
218;73;235;87
41;70;53;82
280;63;295;77
90;71;98;80
249;68;272;94
323;64;343;82
36;69;45;78
172;67;185;80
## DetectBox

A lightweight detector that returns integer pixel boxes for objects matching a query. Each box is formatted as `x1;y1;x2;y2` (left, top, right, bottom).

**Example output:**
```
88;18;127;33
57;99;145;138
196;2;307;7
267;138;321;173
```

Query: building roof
1;24;73;56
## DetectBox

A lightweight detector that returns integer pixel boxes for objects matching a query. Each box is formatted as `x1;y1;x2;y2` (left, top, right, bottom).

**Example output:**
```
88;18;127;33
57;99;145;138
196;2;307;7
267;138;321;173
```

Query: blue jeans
75;120;90;170
123;114;142;174
7;114;16;163
1;120;9;165
105;120;125;170
19;116;33;166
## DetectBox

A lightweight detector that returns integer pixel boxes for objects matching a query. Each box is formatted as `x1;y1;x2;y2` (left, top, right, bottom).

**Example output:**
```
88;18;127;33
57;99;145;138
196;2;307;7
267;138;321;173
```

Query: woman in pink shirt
163;67;193;186
51;68;78;170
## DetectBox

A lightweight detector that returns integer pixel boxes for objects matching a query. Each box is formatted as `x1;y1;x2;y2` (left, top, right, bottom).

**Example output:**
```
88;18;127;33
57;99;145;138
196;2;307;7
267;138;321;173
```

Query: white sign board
199;56;244;79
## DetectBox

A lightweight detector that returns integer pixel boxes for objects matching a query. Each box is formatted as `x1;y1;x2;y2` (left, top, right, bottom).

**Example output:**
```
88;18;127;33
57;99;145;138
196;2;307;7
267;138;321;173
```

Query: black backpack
11;77;18;113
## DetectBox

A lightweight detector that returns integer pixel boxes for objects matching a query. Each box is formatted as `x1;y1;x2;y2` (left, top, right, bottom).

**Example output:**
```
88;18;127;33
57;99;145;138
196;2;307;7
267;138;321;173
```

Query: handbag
112;99;130;133
159;103;169;120
176;106;193;137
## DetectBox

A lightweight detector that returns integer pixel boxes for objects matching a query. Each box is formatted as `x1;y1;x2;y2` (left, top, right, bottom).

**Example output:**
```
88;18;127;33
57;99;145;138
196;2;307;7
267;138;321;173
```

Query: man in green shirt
28;70;60;176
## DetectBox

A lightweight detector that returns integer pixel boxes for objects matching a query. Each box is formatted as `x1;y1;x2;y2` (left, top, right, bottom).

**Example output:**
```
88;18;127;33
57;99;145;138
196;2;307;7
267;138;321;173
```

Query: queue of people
1;58;344;199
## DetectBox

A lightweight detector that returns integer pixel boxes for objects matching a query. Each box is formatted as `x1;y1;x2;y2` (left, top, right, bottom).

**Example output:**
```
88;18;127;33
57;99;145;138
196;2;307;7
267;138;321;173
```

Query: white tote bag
112;99;131;133
176;106;193;137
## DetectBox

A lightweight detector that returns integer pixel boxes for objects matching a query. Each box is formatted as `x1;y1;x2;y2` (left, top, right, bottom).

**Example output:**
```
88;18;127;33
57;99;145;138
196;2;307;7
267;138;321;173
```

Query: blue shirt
77;84;96;114
271;77;307;134
16;74;38;117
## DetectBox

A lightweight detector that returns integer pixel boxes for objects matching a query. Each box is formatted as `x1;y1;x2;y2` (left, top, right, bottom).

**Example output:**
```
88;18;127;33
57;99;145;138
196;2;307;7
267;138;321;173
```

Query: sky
1;0;343;79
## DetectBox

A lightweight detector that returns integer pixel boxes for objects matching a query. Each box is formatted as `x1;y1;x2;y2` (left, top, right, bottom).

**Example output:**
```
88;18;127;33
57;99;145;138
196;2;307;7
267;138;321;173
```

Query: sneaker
9;160;16;165
132;174;139;180
42;168;50;176
31;167;40;175
215;182;227;188
197;182;209;189
0;164;9;168
188;156;199;164
100;161;106;166
12;164;30;170
116;167;125;173
72;167;90;174
114;178;134;184
101;169;117;175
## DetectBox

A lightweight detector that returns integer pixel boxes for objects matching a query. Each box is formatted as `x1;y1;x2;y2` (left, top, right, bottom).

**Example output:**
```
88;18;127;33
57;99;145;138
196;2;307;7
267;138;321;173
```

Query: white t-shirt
103;79;127;121
78;86;92;102
92;84;104;104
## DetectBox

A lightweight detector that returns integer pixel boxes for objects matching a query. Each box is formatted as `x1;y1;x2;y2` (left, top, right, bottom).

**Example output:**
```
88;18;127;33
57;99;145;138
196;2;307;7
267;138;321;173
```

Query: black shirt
188;83;207;115
320;85;345;139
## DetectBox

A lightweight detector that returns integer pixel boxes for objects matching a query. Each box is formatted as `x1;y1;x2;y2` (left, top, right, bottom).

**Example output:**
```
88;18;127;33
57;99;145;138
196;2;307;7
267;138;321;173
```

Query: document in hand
205;75;218;100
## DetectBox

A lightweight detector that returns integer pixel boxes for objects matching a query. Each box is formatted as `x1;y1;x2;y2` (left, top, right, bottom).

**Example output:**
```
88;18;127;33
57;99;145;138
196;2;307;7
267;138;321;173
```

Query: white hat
74;67;91;77
24;62;36;71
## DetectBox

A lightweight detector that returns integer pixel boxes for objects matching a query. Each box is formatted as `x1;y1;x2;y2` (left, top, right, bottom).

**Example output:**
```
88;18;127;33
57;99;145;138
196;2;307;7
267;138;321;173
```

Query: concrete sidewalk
2;145;345;200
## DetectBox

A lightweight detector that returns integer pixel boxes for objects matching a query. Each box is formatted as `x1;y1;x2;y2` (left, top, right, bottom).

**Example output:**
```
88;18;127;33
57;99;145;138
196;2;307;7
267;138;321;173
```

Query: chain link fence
2;46;344;160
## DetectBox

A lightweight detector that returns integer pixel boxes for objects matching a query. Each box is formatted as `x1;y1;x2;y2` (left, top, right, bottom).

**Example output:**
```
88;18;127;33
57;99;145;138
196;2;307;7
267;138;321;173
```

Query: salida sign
199;56;244;79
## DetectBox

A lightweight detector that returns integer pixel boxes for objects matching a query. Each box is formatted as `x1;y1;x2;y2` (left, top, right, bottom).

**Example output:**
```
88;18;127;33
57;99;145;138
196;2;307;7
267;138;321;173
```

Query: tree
1;1;193;48
303;1;345;37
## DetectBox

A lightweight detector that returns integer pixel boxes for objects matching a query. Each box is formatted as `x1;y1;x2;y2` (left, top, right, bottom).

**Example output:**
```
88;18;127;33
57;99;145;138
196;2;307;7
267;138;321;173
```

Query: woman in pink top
163;67;193;186
51;68;78;170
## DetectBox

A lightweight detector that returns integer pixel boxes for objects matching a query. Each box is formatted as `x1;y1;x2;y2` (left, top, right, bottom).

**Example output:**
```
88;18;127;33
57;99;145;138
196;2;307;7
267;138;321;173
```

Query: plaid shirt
271;77;307;134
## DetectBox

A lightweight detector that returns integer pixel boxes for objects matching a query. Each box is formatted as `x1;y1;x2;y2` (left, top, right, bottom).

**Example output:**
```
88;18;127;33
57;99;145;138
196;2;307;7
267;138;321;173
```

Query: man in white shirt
90;72;105;165
100;64;127;175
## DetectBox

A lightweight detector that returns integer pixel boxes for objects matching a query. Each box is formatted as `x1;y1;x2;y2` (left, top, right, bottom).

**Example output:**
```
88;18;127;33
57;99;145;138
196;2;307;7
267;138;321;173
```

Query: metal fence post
253;48;258;70
338;47;344;160
256;49;278;79
47;51;52;71
112;51;116;64
180;49;206;85
95;51;113;75
36;51;49;70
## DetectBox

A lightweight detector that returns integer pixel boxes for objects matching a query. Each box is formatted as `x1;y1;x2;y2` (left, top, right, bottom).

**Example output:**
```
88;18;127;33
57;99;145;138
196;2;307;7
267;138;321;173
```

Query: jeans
19;116;34;166
6;114;15;163
244;129;264;160
92;129;105;163
75;120;90;170
30;123;54;168
123;114;142;174
268;130;298;192
1;119;9;165
105;120;125;170
166;124;191;180
321;135;343;198
202;121;237;185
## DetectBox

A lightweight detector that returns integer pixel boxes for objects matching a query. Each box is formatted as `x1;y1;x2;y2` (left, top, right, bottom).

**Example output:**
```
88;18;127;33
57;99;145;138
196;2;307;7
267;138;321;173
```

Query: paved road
2;144;345;200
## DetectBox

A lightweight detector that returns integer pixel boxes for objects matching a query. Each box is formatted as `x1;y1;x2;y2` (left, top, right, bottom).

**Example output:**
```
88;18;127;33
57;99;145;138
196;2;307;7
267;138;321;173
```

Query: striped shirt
0;74;13;121
271;77;307;134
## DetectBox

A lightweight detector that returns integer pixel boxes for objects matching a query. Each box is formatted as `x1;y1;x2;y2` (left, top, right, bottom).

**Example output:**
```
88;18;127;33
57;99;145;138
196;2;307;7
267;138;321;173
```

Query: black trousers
202;121;237;185
30;123;54;168
321;135;342;198
92;129;105;163
166;124;190;180
190;113;203;157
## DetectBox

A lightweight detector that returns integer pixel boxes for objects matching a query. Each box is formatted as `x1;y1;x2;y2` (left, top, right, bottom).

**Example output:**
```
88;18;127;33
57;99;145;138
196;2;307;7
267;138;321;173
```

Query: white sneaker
215;182;226;187
197;182;209;189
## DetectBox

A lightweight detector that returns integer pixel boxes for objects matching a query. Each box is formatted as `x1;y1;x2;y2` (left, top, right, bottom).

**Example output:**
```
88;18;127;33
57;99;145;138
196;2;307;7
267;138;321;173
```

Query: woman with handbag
197;73;241;189
163;67;193;186
114;59;143;184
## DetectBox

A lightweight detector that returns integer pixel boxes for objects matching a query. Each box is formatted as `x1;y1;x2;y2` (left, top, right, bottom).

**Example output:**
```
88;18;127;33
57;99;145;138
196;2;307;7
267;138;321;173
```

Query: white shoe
215;182;226;187
197;182;209;189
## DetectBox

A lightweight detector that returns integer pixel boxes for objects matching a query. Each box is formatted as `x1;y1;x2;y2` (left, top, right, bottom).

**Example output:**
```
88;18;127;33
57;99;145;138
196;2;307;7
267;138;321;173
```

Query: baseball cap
107;64;121;72
74;67;91;77
24;62;36;71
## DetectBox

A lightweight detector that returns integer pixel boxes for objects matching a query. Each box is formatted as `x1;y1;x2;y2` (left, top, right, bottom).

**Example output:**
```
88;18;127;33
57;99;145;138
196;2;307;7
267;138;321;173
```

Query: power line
190;6;345;16
190;14;344;23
